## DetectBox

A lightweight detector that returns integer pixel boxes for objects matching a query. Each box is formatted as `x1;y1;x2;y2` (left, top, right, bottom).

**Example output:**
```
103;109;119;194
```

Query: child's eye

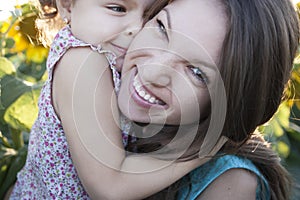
156;19;167;36
106;5;127;13
188;65;208;85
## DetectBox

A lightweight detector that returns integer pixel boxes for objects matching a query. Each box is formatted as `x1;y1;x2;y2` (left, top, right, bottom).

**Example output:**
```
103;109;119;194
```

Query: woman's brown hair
127;0;300;199
220;0;299;199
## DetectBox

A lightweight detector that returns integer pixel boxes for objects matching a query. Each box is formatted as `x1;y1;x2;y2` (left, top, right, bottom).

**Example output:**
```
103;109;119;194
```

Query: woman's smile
130;70;167;109
133;75;166;104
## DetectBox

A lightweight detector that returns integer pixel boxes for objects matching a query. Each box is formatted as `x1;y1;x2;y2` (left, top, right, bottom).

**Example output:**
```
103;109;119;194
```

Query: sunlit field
0;0;300;199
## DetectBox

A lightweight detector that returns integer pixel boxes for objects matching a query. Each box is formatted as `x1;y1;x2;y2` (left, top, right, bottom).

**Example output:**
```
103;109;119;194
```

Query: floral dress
10;26;132;199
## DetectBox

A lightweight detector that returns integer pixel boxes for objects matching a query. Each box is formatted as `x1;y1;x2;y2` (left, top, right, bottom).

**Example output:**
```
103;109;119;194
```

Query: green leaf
0;146;17;193
262;102;291;138
275;103;290;129
9;128;24;150
0;131;13;148
21;3;38;16
0;146;27;199
287;124;300;141
276;141;290;158
0;57;16;78
0;75;31;109
0;75;31;124
4;38;15;49
0;157;12;189
269;118;284;137
18;60;47;81
4;89;40;132
290;105;300;126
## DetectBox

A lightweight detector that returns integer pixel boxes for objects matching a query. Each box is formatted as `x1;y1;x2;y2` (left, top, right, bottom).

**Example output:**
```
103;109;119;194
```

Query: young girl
10;0;226;199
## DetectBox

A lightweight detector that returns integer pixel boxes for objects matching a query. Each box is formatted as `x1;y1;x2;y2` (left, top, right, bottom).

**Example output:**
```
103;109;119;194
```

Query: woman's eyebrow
162;8;172;29
191;60;217;71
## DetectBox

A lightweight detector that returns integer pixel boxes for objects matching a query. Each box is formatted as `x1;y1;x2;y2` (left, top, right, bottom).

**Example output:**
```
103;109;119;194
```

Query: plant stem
9;128;24;150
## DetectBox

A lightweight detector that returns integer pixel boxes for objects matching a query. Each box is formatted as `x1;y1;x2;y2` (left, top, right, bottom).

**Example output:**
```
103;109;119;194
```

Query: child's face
69;0;156;69
118;0;227;125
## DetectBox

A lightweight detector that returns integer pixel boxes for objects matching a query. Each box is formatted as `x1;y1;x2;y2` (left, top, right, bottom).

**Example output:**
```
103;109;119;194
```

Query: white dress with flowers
10;26;132;199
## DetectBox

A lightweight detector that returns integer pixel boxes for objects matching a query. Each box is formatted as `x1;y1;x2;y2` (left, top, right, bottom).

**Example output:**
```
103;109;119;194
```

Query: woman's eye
107;5;126;13
189;65;208;85
156;19;167;35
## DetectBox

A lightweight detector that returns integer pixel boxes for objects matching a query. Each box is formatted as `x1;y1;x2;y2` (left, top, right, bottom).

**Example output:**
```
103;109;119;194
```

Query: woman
118;0;299;199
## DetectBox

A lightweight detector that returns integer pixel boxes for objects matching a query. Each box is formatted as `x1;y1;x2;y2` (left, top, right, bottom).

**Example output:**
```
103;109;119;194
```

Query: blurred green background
0;1;300;199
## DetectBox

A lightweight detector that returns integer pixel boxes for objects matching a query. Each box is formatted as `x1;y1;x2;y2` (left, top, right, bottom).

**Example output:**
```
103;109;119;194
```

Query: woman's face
118;0;227;125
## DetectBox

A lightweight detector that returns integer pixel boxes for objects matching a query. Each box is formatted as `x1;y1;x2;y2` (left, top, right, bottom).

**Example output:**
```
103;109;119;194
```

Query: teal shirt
177;155;270;200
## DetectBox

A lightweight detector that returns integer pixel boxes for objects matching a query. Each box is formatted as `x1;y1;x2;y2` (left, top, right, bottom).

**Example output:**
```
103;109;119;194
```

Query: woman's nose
140;59;174;87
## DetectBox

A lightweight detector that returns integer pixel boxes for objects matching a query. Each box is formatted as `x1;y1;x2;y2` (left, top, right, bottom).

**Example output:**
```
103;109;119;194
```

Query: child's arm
53;47;225;199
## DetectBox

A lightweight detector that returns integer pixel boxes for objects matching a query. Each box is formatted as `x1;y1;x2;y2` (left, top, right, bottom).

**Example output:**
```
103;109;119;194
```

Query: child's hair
31;0;64;46
127;0;300;199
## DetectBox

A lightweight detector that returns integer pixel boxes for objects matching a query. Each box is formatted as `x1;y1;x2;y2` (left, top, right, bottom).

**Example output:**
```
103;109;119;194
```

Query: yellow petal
10;33;28;53
26;44;49;63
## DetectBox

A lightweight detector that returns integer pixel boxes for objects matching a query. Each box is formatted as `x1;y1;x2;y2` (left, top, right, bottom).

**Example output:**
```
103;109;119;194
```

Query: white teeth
149;97;155;104
144;94;150;100
133;80;141;89
138;90;146;97
133;76;162;105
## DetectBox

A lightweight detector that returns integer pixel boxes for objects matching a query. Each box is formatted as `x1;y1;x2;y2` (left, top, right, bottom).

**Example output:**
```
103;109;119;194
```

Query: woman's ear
56;0;72;22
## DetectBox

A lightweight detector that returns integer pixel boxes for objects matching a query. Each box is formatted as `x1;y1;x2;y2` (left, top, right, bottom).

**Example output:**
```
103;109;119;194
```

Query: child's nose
125;19;143;37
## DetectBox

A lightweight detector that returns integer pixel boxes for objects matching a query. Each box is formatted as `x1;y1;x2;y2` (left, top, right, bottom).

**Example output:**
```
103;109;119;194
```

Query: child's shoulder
48;26;116;72
50;26;86;57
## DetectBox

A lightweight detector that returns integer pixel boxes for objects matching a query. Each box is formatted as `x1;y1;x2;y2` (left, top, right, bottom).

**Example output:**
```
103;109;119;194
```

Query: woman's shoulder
177;154;270;200
196;168;257;199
